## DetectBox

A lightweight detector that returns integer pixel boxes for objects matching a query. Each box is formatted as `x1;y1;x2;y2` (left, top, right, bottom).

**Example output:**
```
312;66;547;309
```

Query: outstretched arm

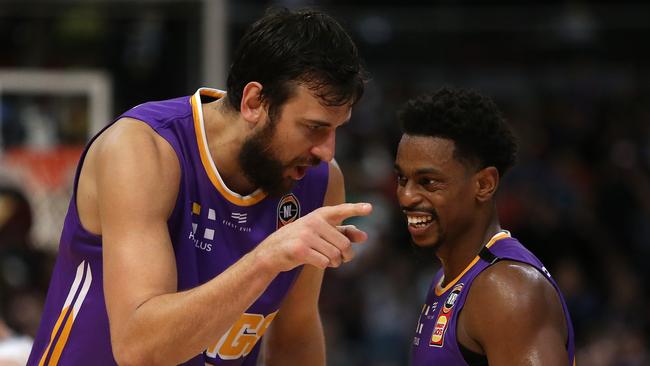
94;121;371;365
460;261;570;366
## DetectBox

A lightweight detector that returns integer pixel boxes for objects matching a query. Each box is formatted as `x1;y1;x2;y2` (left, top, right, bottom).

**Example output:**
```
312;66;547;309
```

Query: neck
202;98;257;195
437;206;501;287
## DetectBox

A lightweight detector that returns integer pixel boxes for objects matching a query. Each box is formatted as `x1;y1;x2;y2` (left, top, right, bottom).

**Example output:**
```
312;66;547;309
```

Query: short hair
398;88;517;176
226;8;367;118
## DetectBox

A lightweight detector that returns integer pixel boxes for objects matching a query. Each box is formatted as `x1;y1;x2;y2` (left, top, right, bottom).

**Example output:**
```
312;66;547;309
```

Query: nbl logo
277;193;300;228
443;284;464;314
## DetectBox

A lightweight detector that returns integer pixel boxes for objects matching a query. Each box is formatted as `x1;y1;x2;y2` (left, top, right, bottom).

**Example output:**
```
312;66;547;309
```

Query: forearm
111;251;277;365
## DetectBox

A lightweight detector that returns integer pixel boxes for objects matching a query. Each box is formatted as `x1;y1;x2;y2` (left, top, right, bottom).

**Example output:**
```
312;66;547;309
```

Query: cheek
433;189;467;218
444;189;475;223
282;133;312;155
266;134;295;161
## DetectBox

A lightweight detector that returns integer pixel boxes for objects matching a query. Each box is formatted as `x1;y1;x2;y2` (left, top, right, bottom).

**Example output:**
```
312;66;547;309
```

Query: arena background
1;1;649;365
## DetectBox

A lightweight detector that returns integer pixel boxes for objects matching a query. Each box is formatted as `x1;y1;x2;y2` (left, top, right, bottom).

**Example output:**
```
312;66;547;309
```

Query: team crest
277;193;300;228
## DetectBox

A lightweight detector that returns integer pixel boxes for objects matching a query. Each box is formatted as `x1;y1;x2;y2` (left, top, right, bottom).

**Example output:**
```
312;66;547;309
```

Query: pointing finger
319;203;373;225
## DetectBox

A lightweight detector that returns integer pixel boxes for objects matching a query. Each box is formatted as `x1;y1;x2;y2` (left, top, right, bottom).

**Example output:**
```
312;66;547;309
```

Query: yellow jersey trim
191;88;267;206
434;231;511;296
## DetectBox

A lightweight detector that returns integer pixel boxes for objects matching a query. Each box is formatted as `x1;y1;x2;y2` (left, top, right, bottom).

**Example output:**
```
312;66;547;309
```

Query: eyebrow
302;118;350;127
394;163;444;176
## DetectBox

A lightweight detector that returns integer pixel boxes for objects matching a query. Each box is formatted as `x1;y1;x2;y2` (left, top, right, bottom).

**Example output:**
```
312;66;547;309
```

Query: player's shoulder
96;118;177;163
473;260;555;306
463;259;563;333
88;117;181;194
462;260;565;339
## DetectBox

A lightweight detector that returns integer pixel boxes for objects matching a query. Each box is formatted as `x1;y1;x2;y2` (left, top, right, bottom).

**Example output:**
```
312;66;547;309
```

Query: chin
410;229;444;250
411;235;438;248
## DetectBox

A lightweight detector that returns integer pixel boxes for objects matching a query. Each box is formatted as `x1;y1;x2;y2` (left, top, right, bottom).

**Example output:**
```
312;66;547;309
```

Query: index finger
319;202;372;225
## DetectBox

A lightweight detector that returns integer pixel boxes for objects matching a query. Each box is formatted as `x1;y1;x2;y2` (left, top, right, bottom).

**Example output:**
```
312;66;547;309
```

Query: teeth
406;215;433;226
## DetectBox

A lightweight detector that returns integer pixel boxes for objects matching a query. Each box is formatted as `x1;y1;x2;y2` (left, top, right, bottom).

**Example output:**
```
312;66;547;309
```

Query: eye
306;123;324;131
397;174;408;186
419;178;441;191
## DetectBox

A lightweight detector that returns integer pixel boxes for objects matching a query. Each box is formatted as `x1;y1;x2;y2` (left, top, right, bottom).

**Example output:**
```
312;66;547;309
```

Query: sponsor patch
429;313;449;347
277;193;300;228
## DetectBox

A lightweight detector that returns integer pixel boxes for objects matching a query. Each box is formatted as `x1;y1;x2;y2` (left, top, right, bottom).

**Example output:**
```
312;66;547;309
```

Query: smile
406;214;434;228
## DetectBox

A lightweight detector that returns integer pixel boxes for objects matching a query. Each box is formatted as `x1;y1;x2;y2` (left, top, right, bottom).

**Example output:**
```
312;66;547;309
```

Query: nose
397;179;422;208
310;130;336;162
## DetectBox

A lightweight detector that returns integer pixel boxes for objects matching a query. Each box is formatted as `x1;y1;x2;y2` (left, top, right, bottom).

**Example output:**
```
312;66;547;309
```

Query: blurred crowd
1;1;649;365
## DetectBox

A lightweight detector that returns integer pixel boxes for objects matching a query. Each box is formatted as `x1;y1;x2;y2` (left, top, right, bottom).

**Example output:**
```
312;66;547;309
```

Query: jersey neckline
434;230;511;296
190;88;268;206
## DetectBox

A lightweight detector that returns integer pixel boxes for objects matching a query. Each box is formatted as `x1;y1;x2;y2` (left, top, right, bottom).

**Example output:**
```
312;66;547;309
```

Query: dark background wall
1;1;648;365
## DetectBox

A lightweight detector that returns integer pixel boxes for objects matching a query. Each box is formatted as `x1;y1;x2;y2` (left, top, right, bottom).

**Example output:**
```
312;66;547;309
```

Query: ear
475;166;499;203
240;81;266;126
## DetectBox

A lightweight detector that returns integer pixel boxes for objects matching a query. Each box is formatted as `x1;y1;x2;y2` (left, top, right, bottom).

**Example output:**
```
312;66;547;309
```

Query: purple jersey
28;88;330;366
411;231;576;366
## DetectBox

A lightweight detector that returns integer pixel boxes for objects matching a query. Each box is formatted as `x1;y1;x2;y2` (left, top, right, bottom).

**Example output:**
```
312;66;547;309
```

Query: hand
254;203;373;272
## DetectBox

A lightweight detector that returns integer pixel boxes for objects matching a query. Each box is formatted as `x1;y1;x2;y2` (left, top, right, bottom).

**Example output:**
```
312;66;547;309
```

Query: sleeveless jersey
411;231;576;366
28;88;330;366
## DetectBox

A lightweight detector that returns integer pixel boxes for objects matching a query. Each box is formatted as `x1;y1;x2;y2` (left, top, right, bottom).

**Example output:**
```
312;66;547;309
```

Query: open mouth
406;215;434;228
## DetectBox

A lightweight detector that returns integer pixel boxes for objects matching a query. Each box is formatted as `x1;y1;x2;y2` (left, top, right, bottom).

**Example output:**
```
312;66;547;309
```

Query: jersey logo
277;193;300;228
442;283;463;314
189;202;216;251
430;284;463;348
231;212;247;224
429;313;449;347
206;311;278;360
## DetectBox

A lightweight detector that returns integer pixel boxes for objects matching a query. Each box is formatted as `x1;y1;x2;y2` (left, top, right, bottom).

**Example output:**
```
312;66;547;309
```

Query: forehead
396;135;460;173
279;84;352;125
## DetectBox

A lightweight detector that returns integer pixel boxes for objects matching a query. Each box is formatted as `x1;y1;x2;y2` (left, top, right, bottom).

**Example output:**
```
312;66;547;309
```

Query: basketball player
395;89;575;365
28;9;371;365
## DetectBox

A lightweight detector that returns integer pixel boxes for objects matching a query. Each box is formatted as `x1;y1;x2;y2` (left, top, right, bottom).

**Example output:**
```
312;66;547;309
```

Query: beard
238;117;320;197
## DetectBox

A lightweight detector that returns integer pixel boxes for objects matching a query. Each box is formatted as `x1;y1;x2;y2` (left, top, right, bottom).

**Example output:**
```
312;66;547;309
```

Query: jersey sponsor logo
442;284;463;314
190;201;253;251
277;194;300;229
430;285;462;348
429;313;449;347
220;218;252;233
189;202;215;251
206;311;278;360
231;212;247;224
190;202;217;239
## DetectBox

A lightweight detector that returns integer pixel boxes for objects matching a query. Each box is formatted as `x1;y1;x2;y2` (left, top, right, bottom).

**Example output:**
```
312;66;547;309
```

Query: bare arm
263;161;367;366
96;120;281;365
93;122;371;365
460;261;569;366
